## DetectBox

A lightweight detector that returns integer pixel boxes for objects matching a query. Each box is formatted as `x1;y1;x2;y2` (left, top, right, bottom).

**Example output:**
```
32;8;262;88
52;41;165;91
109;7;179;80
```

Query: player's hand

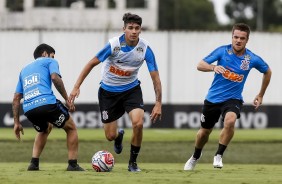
253;95;263;110
213;65;226;74
69;87;80;104
14;123;24;141
66;100;75;112
150;102;162;123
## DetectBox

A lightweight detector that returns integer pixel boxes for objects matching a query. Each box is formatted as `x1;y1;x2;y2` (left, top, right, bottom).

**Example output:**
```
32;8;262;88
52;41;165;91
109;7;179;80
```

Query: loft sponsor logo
23;73;40;89
222;69;244;82
24;88;41;100
109;65;132;76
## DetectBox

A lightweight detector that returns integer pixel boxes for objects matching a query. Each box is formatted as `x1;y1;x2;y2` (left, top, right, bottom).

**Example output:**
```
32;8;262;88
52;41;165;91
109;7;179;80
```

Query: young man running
69;13;162;172
184;23;271;170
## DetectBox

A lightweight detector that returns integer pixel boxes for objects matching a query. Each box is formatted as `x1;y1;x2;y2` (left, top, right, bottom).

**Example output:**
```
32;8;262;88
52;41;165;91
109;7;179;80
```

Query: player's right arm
197;60;225;74
12;92;24;141
69;57;101;103
198;46;226;74
69;43;111;103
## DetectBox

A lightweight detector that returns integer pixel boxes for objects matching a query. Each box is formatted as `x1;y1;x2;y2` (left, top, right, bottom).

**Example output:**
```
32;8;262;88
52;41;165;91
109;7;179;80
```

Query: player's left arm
51;73;75;112
253;68;272;110
150;71;162;123
197;60;226;74
145;46;162;123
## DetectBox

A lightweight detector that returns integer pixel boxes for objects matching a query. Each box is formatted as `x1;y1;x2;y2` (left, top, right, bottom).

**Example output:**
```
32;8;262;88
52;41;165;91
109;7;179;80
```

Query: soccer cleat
114;129;125;154
66;164;85;171
128;162;141;172
184;155;201;171
27;163;39;171
213;154;223;169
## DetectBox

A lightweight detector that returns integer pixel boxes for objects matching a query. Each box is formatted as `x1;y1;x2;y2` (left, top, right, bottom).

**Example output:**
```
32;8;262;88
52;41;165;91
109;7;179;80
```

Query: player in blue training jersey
12;44;84;171
69;13;162;172
184;23;272;171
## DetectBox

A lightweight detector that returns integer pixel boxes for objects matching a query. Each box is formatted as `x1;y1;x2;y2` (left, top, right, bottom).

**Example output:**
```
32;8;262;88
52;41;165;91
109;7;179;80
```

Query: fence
1;30;281;104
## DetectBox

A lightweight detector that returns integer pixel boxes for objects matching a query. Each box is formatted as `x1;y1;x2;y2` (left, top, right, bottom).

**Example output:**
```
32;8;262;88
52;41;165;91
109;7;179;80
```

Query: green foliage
6;0;23;12
225;0;282;32
158;0;219;30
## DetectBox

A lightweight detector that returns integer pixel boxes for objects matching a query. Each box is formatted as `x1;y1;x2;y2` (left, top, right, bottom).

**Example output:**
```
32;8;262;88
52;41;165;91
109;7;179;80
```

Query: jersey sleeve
203;46;224;64
253;55;269;73
145;46;158;72
96;43;112;62
49;59;61;77
15;74;23;94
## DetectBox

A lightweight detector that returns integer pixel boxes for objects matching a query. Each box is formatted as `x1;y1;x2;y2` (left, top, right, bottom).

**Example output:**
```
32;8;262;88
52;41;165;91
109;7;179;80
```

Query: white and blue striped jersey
15;57;60;113
204;44;269;103
96;34;158;92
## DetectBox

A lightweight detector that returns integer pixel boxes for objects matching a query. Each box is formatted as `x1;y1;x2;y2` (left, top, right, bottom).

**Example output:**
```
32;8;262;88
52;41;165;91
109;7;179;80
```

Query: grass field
1;128;282;184
1;163;282;184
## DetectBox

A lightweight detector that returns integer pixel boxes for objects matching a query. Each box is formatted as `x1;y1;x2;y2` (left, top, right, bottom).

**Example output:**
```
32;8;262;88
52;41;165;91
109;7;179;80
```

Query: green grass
0;163;282;184
2;128;282;142
1;128;282;184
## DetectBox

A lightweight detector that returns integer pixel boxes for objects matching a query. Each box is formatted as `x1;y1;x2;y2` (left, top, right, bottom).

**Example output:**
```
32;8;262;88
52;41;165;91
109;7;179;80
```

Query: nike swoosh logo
3;112;27;126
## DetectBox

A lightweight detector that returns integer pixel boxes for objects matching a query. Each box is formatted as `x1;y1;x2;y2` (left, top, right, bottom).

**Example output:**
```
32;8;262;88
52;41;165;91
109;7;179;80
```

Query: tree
225;0;282;32
159;0;219;30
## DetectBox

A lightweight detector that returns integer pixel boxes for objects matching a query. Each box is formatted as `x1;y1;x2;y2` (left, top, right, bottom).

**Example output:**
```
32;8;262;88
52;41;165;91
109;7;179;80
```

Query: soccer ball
91;150;115;172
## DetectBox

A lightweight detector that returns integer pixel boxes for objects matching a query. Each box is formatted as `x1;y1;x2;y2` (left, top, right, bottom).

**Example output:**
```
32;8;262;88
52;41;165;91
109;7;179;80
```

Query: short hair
33;43;55;59
122;13;142;26
232;23;251;38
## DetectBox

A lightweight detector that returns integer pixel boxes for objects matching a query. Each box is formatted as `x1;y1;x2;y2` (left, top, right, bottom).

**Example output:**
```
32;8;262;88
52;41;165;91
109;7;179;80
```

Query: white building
0;0;158;30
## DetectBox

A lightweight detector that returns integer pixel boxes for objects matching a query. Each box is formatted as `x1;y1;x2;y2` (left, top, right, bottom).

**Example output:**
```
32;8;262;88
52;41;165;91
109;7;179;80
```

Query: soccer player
68;13;162;172
184;23;272;170
13;43;84;171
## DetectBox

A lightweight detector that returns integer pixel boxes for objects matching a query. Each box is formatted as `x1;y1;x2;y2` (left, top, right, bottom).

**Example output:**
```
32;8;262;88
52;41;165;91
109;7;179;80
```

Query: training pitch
1;128;282;184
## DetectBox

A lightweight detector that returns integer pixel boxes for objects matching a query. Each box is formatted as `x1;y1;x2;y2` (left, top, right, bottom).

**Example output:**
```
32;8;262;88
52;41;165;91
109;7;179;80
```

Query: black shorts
200;99;243;129
24;100;70;132
98;84;144;123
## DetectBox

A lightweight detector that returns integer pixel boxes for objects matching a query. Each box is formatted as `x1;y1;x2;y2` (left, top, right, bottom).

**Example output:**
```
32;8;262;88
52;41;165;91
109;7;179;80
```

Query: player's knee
223;123;235;130
132;122;143;130
197;128;212;138
63;118;77;131
105;132;116;141
223;118;236;129
46;123;53;134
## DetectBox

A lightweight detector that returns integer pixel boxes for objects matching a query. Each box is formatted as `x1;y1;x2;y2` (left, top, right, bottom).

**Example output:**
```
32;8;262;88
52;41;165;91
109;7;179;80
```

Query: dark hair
232;23;251;38
33;43;55;59
122;13;142;26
